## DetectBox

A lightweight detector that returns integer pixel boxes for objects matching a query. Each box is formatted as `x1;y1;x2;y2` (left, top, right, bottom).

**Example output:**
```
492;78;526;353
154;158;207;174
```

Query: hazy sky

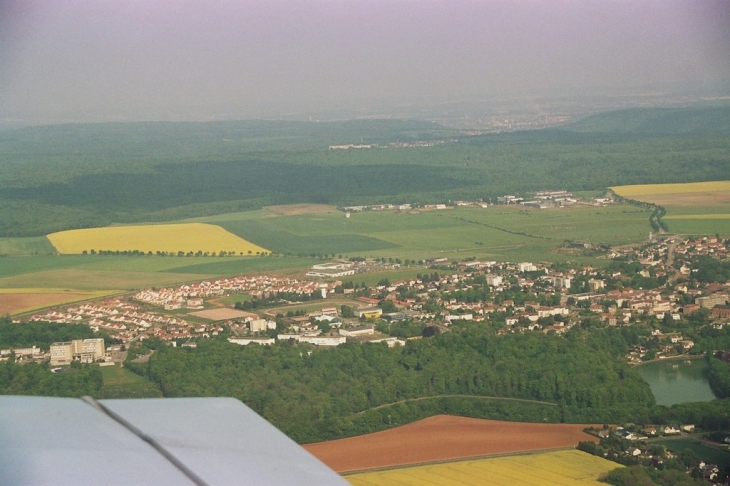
1;0;729;124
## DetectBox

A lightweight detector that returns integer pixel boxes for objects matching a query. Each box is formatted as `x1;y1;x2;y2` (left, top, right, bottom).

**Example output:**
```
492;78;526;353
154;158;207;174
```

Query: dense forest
124;328;655;443
3;316;730;444
707;355;730;399
0;107;728;236
0;357;103;397
0;321;97;349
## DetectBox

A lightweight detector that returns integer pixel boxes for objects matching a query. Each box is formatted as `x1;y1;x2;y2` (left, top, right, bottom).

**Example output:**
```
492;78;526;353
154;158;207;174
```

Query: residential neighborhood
4;237;729;372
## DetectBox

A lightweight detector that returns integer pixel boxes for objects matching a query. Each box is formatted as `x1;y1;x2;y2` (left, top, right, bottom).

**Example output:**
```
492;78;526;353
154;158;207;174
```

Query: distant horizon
2;0;728;127
1;92;729;132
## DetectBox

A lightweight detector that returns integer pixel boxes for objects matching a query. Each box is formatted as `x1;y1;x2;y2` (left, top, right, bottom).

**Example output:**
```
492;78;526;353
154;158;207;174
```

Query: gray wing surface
0;395;346;485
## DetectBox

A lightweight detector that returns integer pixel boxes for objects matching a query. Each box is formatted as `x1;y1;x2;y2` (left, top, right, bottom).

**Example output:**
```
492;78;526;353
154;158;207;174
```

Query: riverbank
632;353;706;367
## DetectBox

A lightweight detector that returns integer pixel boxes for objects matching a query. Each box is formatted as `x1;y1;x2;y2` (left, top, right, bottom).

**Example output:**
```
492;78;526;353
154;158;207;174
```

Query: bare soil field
0;291;106;315
265;204;339;216
188;308;257;320
304;415;598;473
631;191;730;207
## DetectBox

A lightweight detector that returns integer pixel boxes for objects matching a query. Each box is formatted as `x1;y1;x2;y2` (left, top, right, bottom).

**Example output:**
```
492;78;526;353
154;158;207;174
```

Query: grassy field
0;255;311;291
345;450;620;486
97;363;163;399
204;204;652;262
0;203;656;293
0;237;56;256
48;223;269;255
0;269;207;291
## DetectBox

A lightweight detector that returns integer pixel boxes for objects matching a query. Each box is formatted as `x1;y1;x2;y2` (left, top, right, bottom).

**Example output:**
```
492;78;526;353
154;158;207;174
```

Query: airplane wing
0;395;347;485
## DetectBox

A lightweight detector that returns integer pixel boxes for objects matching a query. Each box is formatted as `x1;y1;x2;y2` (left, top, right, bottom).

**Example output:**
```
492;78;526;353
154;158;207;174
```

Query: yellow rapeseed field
345;450;621;486
47;223;269;255
610;180;730;197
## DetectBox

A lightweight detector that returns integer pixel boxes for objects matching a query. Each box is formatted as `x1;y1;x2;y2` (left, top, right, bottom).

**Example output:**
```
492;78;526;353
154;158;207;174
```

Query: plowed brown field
304;415;598;473
0;290;115;315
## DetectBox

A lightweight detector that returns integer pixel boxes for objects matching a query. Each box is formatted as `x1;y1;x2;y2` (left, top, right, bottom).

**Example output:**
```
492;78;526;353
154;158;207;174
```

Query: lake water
636;358;717;406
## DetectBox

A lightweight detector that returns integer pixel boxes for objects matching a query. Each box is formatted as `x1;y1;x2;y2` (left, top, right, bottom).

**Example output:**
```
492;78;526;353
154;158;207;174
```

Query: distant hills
0;106;728;237
566;106;730;134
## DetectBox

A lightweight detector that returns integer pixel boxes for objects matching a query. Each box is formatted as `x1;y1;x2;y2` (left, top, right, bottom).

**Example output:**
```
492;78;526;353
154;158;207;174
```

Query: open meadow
344;449;620;486
0;257;310;290
611;180;730;236
97;364;163;399
200;203;652;262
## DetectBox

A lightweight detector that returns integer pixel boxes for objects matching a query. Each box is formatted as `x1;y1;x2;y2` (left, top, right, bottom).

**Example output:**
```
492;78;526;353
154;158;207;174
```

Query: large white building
50;338;105;366
49;343;73;366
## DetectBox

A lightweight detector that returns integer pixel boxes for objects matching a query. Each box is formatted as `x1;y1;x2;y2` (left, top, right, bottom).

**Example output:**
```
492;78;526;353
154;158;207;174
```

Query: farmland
0;288;119;315
0;254;310;297
0;202;653;305
47;223;269;255
610;181;730;198
611;180;730;236
200;203;652;261
344;449;620;486
304;415;598;473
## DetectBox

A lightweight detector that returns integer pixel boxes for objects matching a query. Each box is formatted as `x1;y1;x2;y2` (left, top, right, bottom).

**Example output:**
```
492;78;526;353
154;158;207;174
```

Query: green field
199;204;652;262
0;204;655;292
0;237;56;256
97;363;162;399
663;219;730;238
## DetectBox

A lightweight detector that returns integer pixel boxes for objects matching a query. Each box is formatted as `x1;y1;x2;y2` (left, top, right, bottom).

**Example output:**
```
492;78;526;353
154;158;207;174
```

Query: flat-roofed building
50;342;73;366
356;307;382;319
339;325;375;337
81;338;105;363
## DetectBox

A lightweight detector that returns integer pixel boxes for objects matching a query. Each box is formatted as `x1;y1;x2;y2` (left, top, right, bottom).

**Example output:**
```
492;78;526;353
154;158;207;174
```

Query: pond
635;357;717;406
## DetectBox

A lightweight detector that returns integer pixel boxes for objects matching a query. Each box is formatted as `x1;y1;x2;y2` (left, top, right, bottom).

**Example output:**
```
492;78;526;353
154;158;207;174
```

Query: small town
1;235;726;365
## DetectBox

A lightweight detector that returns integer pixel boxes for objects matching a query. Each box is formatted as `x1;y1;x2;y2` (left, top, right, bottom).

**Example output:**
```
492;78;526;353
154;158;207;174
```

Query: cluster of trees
0;319;96;349
707;354;730;399
0;357;103;397
579;432;722;486
234;291;323;311
692;255;730;283
83;249;251;257
125;328;655;443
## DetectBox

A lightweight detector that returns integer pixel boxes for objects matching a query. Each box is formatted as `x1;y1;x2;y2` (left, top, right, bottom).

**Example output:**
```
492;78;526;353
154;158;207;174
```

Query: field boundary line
340;446;578;475
451;216;553;240
350;394;557;416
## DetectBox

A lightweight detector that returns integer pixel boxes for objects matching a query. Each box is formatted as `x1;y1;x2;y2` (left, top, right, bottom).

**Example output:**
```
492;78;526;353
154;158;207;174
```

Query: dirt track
265;204;338;215
304;415;598;473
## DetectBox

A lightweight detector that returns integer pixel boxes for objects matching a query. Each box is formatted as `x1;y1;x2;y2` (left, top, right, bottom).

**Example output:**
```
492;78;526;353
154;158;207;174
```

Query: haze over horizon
1;0;729;126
